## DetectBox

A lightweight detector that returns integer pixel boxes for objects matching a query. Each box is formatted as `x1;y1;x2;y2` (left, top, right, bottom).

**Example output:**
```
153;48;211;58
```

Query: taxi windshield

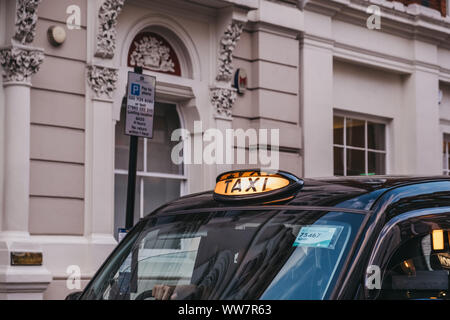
81;209;365;300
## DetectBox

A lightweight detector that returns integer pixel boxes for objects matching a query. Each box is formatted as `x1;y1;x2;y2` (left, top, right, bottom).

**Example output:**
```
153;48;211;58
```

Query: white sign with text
125;72;156;138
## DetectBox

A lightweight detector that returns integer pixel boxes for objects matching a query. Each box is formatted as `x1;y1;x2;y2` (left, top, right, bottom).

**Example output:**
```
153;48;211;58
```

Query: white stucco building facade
0;0;450;299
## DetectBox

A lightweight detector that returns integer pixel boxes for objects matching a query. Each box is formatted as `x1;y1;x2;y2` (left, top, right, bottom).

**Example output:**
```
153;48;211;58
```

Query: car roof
151;175;450;216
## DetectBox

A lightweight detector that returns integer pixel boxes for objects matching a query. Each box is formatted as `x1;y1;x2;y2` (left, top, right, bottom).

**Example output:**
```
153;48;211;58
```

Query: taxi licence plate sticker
293;225;344;249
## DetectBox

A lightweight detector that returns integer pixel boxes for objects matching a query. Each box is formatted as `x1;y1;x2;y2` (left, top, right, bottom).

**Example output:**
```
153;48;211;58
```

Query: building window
114;102;186;238
443;135;450;175
333;115;387;176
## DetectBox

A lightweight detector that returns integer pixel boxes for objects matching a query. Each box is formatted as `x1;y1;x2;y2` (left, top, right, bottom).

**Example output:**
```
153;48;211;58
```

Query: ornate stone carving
216;21;244;82
210;87;237;118
129;35;176;72
95;0;125;59
86;65;118;99
0;45;44;82
14;0;41;44
211;21;245;118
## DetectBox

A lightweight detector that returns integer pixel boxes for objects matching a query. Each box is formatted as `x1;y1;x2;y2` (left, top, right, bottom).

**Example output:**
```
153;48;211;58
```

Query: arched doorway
113;30;188;239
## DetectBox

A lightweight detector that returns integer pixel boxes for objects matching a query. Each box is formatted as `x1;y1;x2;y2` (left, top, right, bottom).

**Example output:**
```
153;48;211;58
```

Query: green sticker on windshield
293;225;343;249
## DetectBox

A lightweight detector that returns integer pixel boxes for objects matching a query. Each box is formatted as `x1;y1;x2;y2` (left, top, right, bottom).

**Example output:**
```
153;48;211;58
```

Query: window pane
368;122;386;150
444;148;447;172
443;141;448;171
347;149;365;176
446;142;450;170
346;118;365;148
378;233;450;300
147;103;184;175
115;107;130;170
334;147;344;176
368;152;386;175
115;106;144;171
114;174;141;239
333;116;344;145
143;177;181;215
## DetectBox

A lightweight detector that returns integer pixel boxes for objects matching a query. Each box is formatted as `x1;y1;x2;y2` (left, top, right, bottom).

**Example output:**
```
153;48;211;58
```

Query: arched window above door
127;32;182;76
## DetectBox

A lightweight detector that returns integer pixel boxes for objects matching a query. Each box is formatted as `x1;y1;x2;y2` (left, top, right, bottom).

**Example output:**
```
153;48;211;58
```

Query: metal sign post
124;67;156;230
125;132;138;230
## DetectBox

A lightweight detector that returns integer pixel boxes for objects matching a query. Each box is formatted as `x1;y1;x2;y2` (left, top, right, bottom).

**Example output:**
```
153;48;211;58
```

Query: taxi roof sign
213;169;304;203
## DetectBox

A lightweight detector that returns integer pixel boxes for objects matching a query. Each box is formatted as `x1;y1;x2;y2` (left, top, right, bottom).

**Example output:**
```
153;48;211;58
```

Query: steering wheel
135;290;155;300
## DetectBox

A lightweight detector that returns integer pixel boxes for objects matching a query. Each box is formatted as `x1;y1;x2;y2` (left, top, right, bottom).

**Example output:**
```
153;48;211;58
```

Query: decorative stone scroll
86;65;118;99
95;0;125;59
0;45;44;83
128;32;181;76
210;87;237;118
216;21;244;82
14;0;41;45
211;20;245;119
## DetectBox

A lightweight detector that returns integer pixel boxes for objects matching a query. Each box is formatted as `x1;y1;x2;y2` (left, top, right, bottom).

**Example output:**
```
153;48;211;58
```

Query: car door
363;207;450;300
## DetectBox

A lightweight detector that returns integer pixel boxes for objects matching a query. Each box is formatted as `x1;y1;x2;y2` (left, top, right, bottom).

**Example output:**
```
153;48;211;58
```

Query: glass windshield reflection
81;210;364;300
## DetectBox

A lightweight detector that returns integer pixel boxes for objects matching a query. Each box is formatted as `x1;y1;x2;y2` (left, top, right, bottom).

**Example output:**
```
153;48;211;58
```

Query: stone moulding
212;20;245;119
14;0;41;45
95;0;125;59
216;21;244;82
0;45;44;83
86;64;119;99
210;86;238;119
129;35;176;73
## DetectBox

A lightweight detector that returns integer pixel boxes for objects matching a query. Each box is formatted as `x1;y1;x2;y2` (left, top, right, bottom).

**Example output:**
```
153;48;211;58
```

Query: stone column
211;86;238;174
82;0;125;275
85;64;118;270
400;68;441;175
301;35;334;178
0;43;51;299
211;16;246;175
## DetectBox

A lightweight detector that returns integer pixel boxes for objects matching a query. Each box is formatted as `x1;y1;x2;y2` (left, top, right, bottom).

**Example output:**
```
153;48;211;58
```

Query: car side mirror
65;291;83;300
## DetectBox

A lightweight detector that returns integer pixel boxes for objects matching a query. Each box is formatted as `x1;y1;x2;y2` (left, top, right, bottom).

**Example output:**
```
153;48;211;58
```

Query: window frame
114;100;188;220
443;134;450;175
333;112;389;177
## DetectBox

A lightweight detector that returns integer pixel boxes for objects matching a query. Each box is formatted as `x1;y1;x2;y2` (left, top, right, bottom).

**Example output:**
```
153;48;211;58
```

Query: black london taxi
70;170;450;300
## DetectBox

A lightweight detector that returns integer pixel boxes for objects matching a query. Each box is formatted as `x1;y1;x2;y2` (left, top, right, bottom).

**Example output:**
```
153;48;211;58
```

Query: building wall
27;0;89;299
302;0;447;177
1;0;450;300
29;0;87;235
113;1;217;193
333;60;402;174
232;24;302;176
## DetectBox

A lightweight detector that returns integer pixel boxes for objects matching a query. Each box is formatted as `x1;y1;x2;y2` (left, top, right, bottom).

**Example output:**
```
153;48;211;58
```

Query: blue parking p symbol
131;83;140;96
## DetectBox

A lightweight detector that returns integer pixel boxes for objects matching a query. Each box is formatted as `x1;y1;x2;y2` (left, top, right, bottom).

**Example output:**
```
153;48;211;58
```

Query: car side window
378;231;450;300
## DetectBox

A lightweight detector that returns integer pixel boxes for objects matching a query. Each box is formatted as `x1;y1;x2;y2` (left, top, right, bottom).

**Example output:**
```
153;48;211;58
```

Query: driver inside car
151;227;252;300
151;224;295;300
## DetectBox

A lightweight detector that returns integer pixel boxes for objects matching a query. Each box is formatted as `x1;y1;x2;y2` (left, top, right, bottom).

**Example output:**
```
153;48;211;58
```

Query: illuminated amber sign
213;170;303;202
432;229;445;251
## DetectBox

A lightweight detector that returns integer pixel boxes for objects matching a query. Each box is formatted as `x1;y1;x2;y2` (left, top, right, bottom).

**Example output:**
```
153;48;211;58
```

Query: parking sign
131;83;140;96
125;72;156;138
